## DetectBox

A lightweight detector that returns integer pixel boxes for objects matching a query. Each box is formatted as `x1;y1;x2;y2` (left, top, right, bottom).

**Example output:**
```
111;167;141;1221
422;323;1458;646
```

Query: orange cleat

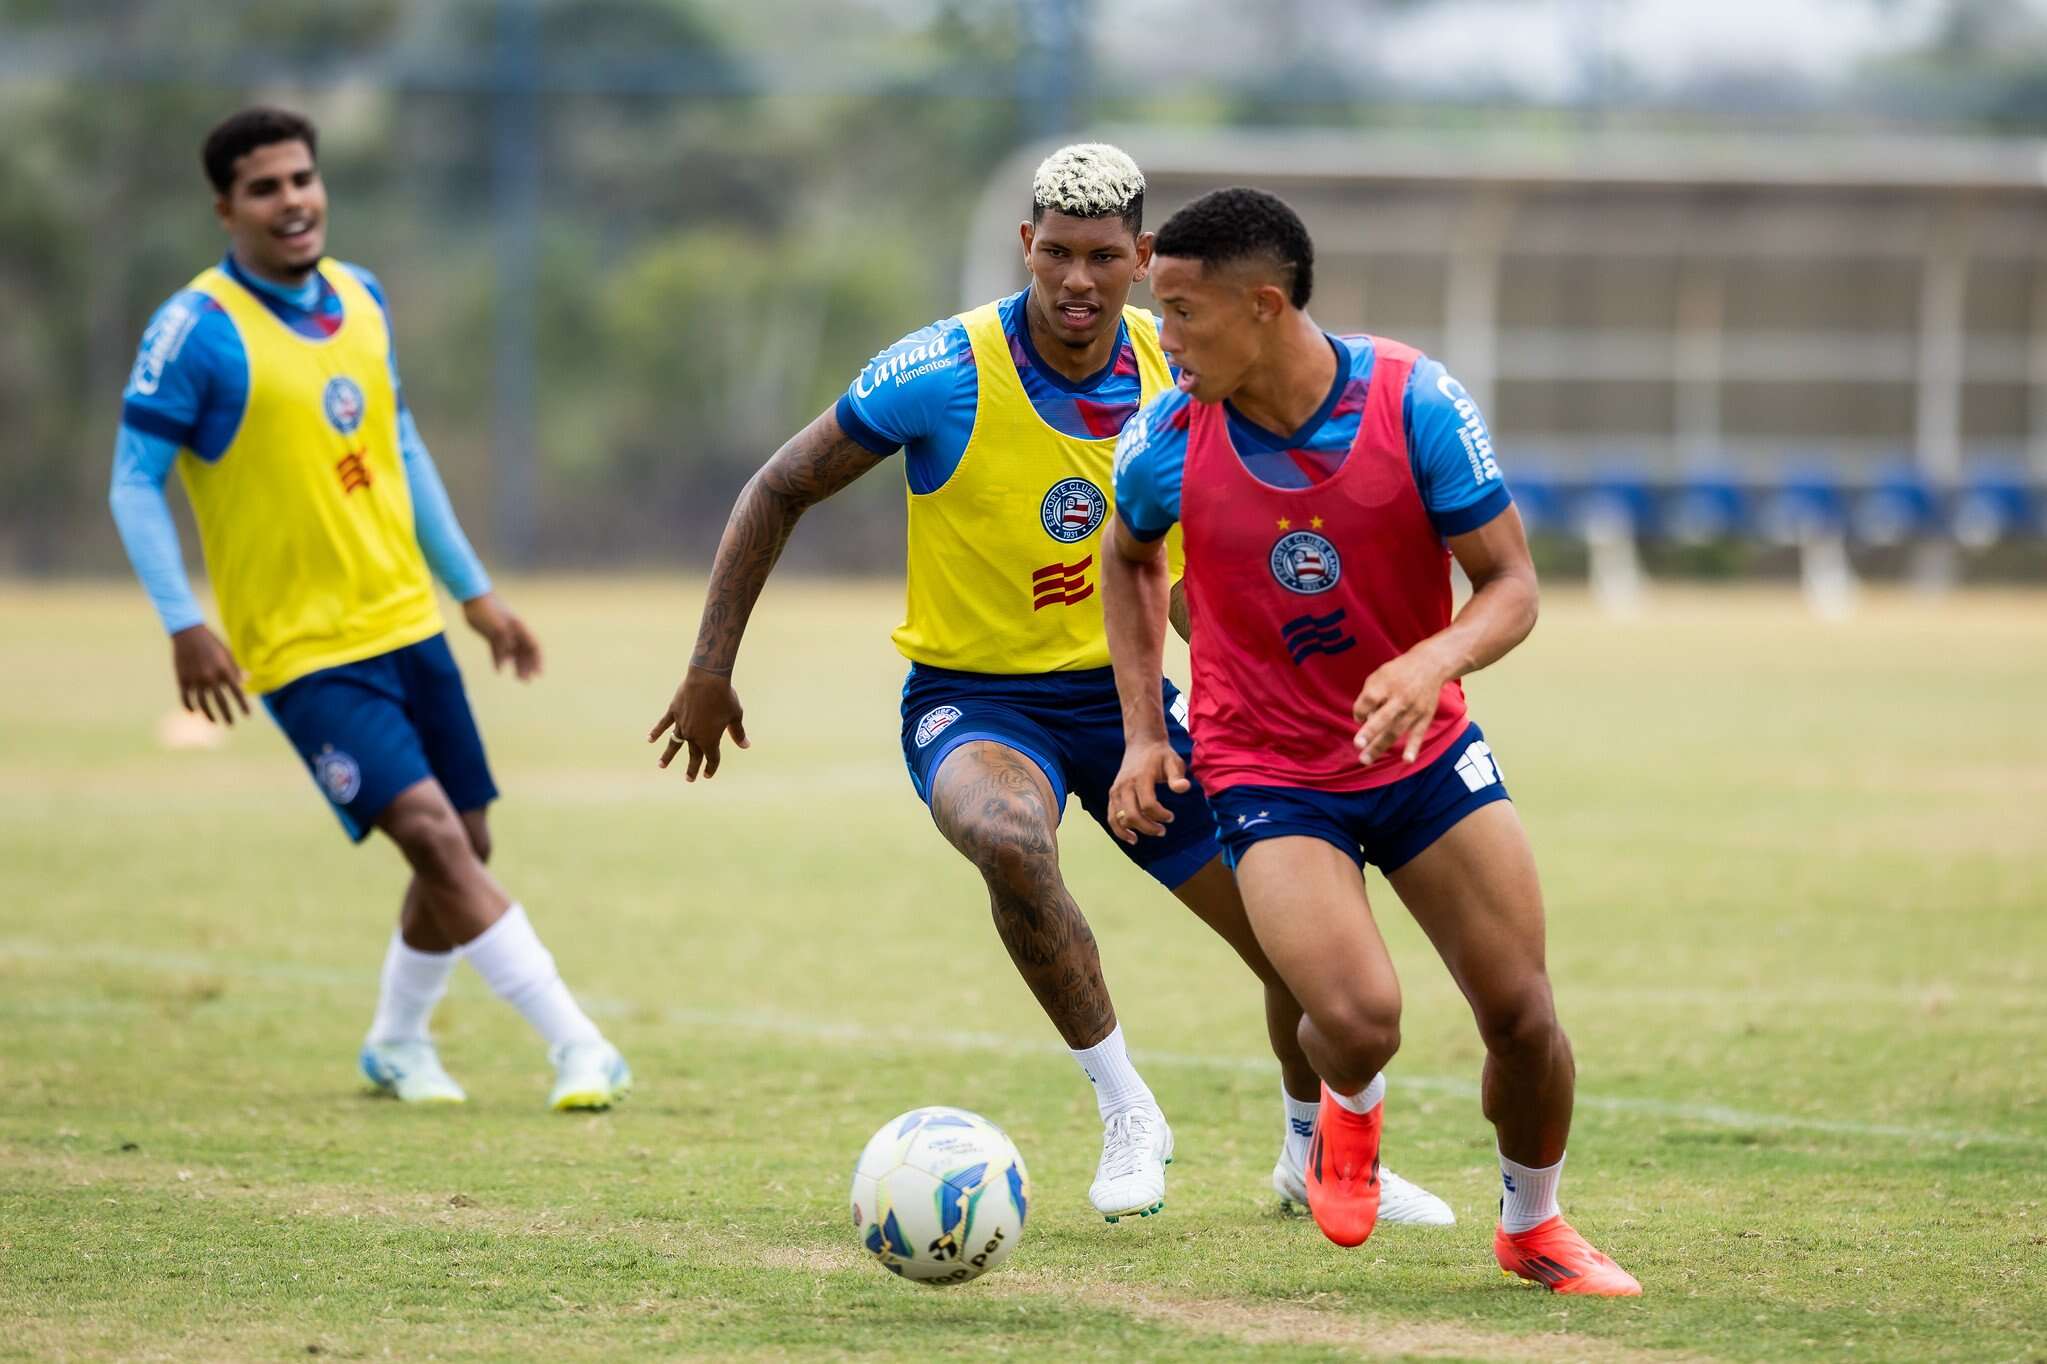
1493;1214;1642;1296
1305;1081;1382;1248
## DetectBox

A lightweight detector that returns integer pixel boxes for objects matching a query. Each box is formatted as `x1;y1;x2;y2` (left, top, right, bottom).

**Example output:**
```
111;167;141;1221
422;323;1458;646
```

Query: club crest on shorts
314;745;361;804
1040;478;1107;543
1270;530;1341;594
323;376;366;435
914;705;963;749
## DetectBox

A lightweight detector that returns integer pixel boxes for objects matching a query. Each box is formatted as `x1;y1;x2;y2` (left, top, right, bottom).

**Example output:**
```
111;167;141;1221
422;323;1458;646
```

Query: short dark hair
202;107;318;195
1153;187;1315;309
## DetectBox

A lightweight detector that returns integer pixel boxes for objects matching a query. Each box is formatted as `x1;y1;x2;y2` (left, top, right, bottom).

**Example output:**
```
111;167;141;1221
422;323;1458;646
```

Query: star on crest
1276;517;1292;531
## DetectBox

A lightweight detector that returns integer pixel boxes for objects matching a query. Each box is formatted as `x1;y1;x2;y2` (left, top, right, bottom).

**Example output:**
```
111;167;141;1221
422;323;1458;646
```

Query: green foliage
0;0;1027;571
0;80;233;570
6;0;2047;571
558;228;917;479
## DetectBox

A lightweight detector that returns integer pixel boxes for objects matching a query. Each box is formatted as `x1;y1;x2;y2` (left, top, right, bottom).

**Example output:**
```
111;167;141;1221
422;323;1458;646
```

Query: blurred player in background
1103;186;1639;1293
649;144;1450;1225
109;107;631;1111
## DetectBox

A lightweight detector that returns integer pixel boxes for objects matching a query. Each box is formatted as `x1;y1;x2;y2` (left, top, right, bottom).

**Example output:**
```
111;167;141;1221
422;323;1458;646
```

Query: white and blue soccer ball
850;1106;1030;1286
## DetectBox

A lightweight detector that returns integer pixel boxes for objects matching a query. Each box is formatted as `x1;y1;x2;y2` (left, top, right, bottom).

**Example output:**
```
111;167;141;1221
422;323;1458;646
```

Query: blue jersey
110;255;490;634
833;289;1156;493
1114;333;1511;542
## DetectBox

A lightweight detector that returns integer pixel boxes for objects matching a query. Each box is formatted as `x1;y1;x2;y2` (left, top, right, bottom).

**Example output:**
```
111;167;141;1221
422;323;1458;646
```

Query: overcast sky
1390;0;1950;97
1101;0;1974;101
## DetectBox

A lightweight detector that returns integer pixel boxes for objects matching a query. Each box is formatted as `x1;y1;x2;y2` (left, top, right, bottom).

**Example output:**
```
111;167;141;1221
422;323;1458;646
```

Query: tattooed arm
648;407;884;780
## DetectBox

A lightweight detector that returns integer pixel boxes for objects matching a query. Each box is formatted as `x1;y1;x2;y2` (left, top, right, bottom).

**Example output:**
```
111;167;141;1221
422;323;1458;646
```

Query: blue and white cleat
548;1039;632;1111
1274;1146;1455;1225
1093;1104;1173;1222
360;1040;467;1104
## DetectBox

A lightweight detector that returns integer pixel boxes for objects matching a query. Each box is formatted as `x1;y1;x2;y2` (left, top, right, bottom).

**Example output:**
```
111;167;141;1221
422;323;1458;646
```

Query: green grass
2;578;2043;1363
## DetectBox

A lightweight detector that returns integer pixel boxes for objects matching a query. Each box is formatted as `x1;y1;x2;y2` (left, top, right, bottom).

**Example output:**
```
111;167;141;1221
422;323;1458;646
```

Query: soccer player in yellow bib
649;144;1451;1224
110;108;630;1111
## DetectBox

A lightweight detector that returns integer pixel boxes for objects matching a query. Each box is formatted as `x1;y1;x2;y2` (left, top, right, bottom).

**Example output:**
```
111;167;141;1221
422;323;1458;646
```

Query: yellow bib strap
892;296;1174;673
962;302;1020;406
176;259;440;692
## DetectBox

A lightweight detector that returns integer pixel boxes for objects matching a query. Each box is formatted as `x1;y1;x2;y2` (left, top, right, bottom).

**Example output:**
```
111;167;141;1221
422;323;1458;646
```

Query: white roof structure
965;128;2047;479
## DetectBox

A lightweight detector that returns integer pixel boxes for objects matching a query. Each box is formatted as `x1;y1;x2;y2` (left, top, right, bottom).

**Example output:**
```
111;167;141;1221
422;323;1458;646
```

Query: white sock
1499;1149;1564;1233
1282;1088;1318;1166
1330;1071;1386;1115
460;904;604;1050
366;932;457;1045
1070;1023;1155;1120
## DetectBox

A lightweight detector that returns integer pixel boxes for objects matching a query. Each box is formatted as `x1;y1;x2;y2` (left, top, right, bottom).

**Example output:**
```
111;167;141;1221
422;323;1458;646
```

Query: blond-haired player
649;145;1451;1224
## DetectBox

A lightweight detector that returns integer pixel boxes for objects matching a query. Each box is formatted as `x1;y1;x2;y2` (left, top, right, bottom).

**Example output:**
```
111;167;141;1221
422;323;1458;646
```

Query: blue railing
1509;464;2045;547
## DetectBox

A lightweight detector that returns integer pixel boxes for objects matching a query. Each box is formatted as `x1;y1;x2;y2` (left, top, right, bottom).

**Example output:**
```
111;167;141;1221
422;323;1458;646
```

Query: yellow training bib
178;260;441;694
893;301;1176;673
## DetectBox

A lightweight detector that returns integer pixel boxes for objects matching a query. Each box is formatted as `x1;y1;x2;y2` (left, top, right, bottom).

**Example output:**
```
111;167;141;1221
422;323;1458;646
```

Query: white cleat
1092;1105;1173;1221
1274;1148;1307;1207
1378;1166;1456;1225
1274;1146;1456;1225
360;1040;467;1103
548;1039;632;1111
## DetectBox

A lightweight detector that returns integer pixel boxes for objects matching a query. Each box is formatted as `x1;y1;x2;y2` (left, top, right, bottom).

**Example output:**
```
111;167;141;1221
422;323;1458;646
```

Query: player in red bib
1102;188;1639;1295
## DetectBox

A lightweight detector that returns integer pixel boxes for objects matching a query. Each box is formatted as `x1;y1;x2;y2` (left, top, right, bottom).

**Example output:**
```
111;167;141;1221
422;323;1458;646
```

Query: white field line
6;937;2042;1150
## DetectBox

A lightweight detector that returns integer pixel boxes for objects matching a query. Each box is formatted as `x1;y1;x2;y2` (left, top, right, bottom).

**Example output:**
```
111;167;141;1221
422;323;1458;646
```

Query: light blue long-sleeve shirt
110;255;492;635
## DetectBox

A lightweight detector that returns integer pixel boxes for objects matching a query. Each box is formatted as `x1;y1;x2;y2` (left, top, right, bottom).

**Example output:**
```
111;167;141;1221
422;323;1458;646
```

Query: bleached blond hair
1031;142;1145;225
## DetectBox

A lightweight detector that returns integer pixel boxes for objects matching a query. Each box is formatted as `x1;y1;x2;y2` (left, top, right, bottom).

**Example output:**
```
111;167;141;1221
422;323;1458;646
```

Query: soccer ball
849;1106;1030;1286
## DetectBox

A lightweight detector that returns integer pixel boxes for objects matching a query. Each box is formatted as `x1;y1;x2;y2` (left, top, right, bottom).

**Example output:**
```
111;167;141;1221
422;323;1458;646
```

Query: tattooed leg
929;740;1117;1049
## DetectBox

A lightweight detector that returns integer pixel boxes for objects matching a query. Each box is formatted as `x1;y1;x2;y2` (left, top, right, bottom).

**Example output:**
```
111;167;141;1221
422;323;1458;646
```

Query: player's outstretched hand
1106;735;1189;845
648;666;750;782
463;592;543;681
1352;644;1450;764
170;624;250;726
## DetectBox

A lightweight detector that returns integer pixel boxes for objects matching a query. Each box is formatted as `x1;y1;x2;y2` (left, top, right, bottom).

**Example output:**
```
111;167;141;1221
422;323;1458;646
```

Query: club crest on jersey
1270;530;1341;594
1040;478;1107;544
914;705;963;749
323;376;366;435
314;745;361;804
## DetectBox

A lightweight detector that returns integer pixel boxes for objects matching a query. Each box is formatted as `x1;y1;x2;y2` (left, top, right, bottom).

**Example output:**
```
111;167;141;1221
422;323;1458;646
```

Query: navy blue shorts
262;633;498;842
900;664;1220;890
1212;722;1510;874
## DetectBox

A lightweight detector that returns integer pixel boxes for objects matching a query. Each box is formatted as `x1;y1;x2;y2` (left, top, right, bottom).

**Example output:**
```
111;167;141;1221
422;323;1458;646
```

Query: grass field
2;578;2043;1363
